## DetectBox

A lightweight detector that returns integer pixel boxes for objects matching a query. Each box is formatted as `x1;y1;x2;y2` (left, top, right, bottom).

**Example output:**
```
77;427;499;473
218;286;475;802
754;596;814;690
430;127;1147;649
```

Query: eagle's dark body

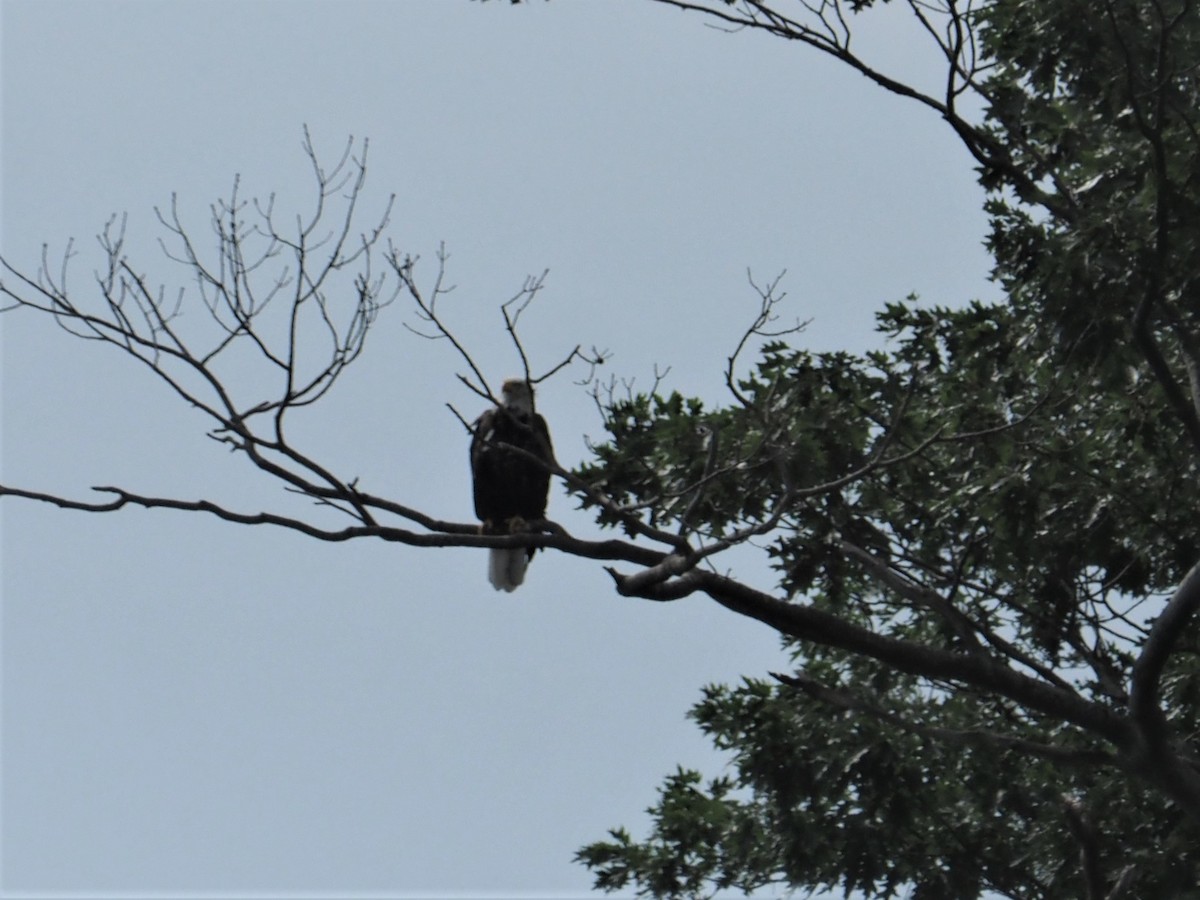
470;381;553;591
470;405;552;525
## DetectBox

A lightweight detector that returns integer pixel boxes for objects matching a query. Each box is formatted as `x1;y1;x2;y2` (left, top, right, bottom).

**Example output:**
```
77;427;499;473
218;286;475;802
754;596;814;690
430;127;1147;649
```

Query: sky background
1;1;996;896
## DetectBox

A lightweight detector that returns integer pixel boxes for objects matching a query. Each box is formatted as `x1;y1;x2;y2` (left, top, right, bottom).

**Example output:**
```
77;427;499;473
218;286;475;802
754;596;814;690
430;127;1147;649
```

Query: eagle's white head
500;378;534;415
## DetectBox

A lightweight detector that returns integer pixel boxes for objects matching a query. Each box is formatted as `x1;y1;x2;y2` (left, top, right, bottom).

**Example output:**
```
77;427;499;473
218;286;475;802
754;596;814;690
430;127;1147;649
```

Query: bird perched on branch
470;379;553;591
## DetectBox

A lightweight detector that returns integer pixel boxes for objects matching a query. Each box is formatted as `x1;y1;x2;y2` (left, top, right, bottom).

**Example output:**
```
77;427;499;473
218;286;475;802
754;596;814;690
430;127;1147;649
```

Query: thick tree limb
1128;560;1200;813
690;569;1134;748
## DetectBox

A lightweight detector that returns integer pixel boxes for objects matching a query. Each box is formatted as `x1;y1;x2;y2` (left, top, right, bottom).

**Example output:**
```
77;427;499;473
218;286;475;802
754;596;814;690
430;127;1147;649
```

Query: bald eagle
470;379;553;591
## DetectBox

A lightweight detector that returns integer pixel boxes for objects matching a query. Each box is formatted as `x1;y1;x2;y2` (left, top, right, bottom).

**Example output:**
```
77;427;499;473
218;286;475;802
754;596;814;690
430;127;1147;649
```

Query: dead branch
725;268;807;408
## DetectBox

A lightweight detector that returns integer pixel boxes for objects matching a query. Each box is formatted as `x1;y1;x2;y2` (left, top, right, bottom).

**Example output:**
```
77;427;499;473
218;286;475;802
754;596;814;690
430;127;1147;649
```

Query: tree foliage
4;1;1200;898
565;0;1200;898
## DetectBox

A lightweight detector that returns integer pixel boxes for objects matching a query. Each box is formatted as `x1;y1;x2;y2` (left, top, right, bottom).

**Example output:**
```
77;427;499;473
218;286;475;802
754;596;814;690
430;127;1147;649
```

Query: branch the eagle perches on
5;129;1200;836
0;129;701;577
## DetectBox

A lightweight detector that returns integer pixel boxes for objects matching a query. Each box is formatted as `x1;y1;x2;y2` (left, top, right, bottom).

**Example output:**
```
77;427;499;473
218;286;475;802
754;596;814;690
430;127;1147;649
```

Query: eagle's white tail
488;548;528;592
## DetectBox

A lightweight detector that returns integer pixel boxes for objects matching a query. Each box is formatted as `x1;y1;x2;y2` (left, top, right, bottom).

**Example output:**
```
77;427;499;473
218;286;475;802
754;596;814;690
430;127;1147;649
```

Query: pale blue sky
2;1;994;896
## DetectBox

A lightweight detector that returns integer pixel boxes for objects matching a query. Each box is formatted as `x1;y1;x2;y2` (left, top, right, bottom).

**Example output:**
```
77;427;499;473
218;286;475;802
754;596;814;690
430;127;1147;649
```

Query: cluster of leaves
570;1;1200;897
578;672;1200;899
575;293;1200;895
576;346;874;539
580;294;1198;660
979;0;1200;362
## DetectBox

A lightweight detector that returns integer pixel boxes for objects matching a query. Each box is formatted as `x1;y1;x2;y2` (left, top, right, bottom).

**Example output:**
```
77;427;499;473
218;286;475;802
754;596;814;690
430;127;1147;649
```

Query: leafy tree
4;2;1200;899
556;0;1200;897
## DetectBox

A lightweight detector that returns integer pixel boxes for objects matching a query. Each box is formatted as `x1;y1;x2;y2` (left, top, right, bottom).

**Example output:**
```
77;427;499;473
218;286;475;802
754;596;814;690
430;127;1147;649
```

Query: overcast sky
1;1;995;897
